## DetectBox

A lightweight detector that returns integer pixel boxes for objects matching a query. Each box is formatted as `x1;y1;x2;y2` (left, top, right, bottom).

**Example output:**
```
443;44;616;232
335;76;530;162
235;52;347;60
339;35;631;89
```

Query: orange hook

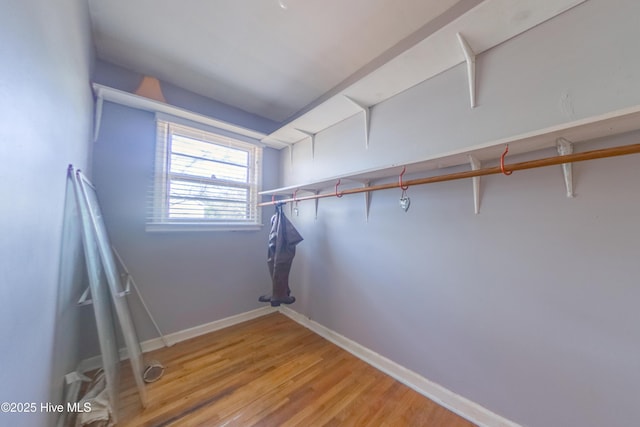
399;166;409;190
500;145;513;176
335;179;343;198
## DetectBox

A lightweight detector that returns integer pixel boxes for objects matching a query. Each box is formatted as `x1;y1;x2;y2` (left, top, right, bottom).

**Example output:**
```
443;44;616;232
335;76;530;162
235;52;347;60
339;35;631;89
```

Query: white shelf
261;0;586;149
260;104;640;197
92;83;268;144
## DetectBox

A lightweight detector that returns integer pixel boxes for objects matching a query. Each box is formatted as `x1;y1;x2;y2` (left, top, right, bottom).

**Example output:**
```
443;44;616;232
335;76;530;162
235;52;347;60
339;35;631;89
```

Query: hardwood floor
117;313;475;426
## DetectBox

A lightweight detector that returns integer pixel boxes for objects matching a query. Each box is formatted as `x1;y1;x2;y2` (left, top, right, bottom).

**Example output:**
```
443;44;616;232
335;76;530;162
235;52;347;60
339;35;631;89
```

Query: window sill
145;222;263;233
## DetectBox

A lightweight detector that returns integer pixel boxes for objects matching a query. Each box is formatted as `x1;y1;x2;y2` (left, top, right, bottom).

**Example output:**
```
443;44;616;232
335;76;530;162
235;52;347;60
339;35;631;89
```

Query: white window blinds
148;117;262;231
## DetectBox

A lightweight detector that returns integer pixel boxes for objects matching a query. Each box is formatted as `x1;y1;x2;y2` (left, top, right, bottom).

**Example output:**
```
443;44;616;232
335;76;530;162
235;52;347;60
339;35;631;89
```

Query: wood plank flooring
117;313;475;426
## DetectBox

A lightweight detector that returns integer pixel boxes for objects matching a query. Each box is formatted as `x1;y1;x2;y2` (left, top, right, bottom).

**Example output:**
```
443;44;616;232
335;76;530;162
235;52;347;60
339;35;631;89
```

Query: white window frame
147;114;263;232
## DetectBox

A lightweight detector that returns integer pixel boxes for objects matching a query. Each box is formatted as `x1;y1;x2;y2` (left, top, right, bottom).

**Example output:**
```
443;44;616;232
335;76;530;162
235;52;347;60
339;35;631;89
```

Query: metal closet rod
258;142;640;207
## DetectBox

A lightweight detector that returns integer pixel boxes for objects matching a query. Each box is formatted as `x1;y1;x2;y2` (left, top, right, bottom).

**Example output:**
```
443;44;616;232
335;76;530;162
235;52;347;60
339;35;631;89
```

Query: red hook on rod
500;145;513;176
271;194;276;204
399;166;409;190
335;179;343;198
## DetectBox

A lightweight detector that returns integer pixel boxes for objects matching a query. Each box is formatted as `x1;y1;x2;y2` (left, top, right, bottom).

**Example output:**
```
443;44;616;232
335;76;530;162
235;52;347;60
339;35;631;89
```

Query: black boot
270;295;295;307
258;288;291;303
258;294;271;302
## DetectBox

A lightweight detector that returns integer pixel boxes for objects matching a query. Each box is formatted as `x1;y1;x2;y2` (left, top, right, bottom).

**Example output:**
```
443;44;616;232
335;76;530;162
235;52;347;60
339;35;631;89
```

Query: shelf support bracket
93;94;104;142
469;155;482;214
313;191;320;220
363;181;371;222
557;138;575;198
344;95;371;149
295;129;316;158
273;139;295;165
456;33;476;109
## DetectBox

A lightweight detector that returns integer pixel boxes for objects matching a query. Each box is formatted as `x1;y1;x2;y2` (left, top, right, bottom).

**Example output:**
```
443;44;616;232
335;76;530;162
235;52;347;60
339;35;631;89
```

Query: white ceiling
88;0;465;123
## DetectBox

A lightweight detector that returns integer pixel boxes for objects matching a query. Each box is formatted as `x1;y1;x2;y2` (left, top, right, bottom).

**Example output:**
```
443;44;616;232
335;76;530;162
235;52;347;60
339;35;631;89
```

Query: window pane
169;179;247;202
170;153;248;182
150;119;262;230
171;134;248;166
168;198;249;220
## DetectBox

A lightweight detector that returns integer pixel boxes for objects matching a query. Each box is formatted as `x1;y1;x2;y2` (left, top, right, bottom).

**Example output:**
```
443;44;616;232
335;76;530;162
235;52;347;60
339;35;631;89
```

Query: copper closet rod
258;143;640;206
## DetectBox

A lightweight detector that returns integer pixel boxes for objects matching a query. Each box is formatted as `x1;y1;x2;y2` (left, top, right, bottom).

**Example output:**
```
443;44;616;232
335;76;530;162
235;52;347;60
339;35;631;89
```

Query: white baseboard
77;306;277;373
278;306;520;427
139;306;277;353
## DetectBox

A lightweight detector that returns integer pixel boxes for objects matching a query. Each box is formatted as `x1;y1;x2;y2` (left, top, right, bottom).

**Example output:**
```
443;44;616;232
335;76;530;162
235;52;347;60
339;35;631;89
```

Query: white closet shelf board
261;0;586;148
260;104;640;196
92;83;268;143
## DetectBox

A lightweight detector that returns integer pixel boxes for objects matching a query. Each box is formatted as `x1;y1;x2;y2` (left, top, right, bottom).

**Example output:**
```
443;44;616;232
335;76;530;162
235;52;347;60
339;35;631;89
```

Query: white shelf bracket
295;129;316;158
556;137;575;198
93;94;104;142
363;181;371;222
313;190;320;220
456;33;476;109
344;95;371;149
469;155;482;214
271;138;295;165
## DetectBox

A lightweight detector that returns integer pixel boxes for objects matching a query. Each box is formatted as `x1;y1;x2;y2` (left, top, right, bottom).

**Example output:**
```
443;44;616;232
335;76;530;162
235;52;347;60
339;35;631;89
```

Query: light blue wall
90;100;280;346
0;0;94;426
280;1;640;426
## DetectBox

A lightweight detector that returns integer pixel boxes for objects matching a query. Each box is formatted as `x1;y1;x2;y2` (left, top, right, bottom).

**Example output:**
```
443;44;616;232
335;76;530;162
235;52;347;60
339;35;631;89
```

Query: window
148;116;262;231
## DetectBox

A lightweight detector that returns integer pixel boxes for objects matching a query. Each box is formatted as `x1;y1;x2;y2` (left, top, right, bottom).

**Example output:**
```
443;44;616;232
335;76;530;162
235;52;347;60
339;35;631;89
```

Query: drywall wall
90;98;280;348
0;0;94;426
279;1;640;426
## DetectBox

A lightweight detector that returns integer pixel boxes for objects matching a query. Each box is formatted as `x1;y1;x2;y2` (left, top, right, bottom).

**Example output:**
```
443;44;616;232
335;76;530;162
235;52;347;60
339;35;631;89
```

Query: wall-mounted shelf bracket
363;181;372;222
344;95;371;149
295;129;316;158
271;139;295;164
288;143;294;165
468;155;482;214
93;94;104;142
456;33;476;109
313;191;320;220
556;137;574;198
